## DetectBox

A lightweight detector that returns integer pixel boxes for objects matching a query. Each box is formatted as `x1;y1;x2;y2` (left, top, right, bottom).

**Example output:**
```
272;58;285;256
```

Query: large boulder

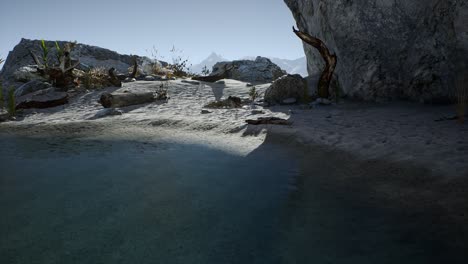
210;56;286;84
284;0;468;103
264;74;306;105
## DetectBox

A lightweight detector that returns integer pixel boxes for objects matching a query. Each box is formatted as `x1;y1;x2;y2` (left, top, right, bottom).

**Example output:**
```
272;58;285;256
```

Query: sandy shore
1;78;467;237
1;79;466;174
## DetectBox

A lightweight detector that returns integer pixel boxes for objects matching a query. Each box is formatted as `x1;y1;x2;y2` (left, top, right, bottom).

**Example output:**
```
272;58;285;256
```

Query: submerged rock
264;74;306;105
210;56;286;84
284;0;468;103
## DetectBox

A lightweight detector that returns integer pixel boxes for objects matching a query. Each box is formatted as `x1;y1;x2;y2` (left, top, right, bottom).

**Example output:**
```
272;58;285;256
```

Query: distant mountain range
191;53;308;77
268;57;307;77
190;52;227;75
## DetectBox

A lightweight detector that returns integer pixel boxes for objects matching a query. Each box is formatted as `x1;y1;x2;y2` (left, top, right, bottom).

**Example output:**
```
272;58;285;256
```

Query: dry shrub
156;82;169;100
81;67;110;89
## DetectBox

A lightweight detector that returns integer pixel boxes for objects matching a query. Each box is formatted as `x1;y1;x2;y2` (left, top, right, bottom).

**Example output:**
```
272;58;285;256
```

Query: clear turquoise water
0;136;466;263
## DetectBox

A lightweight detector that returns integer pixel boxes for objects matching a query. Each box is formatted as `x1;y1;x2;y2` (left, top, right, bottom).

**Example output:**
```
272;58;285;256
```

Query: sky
0;0;305;66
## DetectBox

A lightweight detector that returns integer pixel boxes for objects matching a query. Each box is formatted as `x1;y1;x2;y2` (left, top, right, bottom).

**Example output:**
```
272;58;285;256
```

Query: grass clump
81;67;109;89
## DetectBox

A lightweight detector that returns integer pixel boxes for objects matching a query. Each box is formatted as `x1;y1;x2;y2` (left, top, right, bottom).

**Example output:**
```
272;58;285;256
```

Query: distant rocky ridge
0;38;167;87
242;56;307;77
193;53;307;76
285;0;468;103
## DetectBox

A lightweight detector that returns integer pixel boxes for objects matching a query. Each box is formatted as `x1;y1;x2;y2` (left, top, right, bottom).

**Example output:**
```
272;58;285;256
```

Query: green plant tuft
40;39;49;67
55;41;63;64
249;86;260;101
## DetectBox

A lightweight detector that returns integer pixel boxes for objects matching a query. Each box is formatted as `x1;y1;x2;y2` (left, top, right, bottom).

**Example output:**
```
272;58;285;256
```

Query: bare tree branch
293;26;337;98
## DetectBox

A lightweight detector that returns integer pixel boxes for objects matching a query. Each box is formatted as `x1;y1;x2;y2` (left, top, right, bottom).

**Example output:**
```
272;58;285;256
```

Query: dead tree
293;26;337;98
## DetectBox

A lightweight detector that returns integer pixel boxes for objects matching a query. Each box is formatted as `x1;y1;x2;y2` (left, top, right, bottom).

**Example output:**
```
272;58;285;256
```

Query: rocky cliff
0;39;166;87
285;0;468;103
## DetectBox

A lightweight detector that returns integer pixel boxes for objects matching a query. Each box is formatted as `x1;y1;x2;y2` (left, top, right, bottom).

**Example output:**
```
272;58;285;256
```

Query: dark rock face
211;56;286;84
284;0;468;103
0;39;167;87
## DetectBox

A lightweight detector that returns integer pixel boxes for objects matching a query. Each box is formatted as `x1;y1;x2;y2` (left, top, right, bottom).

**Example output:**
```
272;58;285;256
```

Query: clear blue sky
0;0;304;65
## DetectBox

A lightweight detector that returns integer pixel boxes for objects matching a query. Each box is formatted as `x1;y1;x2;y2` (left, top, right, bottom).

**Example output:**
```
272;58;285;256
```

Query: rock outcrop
14;80;52;97
13;65;48;83
0;39;167;87
264;74;306;105
15;88;68;110
284;0;468;103
210;56;286;84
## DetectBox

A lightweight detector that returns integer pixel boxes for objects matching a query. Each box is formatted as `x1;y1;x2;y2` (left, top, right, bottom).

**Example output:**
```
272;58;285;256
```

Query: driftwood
99;91;156;108
245;117;291;125
293;26;337;98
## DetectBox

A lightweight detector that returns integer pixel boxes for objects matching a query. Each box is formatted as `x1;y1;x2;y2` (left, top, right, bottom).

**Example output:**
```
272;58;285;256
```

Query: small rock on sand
91;108;123;119
251;109;265;115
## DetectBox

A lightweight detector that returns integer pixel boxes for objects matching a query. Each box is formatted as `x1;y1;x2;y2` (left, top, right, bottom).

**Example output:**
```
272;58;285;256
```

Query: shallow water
0;136;465;263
